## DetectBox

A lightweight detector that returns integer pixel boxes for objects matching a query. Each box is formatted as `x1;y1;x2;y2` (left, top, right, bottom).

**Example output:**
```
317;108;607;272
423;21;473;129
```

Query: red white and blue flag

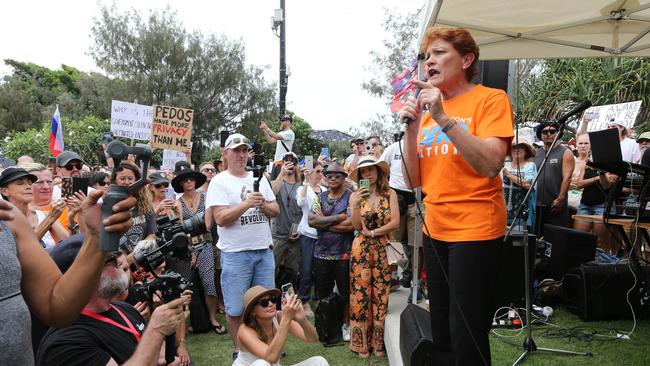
389;58;418;113
49;105;64;156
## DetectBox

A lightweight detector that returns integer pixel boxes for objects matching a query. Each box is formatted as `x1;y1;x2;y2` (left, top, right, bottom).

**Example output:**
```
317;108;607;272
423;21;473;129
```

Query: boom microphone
557;100;592;125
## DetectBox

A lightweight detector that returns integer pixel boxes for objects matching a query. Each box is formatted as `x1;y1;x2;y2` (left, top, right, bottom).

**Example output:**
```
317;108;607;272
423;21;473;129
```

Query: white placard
578;101;643;132
110;100;153;141
161;149;187;171
513;126;536;145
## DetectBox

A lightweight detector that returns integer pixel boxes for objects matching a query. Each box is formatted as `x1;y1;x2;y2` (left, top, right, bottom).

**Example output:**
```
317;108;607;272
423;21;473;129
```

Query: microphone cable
397;124;490;366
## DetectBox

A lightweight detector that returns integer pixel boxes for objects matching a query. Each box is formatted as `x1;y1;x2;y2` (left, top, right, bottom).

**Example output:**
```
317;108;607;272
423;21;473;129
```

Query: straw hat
242;285;281;322
349;155;390;182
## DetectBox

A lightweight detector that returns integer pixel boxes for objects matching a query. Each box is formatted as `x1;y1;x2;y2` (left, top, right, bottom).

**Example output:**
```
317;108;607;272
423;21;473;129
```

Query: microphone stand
504;102;593;365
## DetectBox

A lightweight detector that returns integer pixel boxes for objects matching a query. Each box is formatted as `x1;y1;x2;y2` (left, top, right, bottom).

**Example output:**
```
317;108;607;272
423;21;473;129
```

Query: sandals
212;323;228;335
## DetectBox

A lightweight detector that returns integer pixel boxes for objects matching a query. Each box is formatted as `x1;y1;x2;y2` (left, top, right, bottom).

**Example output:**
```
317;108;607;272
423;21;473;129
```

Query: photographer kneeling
37;235;191;365
235;286;328;366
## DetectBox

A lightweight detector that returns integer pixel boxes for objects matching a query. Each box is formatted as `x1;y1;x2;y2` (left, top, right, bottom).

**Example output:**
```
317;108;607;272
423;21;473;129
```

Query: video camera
129;270;191;304
133;212;211;273
245;142;267;192
100;140;152;251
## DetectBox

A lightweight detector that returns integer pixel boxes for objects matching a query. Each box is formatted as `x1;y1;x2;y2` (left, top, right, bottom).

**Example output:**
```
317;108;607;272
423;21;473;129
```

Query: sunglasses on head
65;163;83;171
326;173;345;180
226;137;249;148
257;296;279;307
202;168;216;173
155;183;169;189
541;129;557;135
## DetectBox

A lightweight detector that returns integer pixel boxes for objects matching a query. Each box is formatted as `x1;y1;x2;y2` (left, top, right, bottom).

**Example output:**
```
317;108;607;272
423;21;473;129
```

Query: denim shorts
577;203;605;216
220;248;275;317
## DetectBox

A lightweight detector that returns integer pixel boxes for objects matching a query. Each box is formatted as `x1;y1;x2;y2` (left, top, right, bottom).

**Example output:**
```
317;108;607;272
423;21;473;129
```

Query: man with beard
37;235;191;366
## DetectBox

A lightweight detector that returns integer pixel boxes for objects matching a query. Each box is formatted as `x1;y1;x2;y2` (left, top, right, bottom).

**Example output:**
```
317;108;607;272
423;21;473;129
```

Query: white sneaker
342;323;350;342
302;303;314;318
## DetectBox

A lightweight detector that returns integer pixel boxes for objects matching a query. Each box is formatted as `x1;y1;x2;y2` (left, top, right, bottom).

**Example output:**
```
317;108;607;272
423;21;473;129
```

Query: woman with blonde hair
348;155;399;358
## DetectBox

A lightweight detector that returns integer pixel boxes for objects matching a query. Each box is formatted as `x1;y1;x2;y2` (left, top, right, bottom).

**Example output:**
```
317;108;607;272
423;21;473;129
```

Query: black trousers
312;258;350;301
423;235;499;366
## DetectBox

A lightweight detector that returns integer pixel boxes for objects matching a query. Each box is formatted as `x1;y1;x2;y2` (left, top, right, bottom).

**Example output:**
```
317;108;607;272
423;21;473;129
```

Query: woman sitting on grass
234;286;329;366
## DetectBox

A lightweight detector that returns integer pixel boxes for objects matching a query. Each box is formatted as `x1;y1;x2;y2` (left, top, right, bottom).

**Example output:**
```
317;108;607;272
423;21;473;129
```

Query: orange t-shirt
417;84;514;242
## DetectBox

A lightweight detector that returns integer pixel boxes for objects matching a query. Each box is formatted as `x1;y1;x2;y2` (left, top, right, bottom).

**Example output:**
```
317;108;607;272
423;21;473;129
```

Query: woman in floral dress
348;156;399;359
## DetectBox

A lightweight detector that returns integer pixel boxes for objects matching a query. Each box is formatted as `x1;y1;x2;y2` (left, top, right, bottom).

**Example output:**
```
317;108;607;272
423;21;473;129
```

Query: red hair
420;26;480;81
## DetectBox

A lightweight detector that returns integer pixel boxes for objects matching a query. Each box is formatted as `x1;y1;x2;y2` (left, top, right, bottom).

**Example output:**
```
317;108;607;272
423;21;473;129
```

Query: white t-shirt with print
273;129;295;162
205;171;276;252
621;137;641;163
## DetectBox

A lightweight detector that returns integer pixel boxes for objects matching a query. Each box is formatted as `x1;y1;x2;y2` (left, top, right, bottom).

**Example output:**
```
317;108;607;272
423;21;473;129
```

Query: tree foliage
90;4;278;157
516;58;649;130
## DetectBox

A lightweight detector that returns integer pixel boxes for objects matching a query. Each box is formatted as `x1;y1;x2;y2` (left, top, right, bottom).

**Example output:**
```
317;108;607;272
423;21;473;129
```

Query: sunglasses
314;169;323;174
65;163;83;171
366;142;381;149
326;173;345;180
226;137;250;148
97;181;110;187
257;296;279;307
353;141;365;146
541;129;557;135
154;183;169;189
202;168;216;173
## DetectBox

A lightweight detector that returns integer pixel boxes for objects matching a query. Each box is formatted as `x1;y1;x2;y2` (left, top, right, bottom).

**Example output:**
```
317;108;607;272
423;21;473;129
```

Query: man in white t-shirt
260;115;295;179
206;133;280;358
607;119;641;163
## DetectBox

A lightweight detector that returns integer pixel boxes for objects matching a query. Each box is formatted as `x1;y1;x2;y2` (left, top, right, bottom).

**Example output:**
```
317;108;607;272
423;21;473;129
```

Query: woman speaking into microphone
399;27;513;365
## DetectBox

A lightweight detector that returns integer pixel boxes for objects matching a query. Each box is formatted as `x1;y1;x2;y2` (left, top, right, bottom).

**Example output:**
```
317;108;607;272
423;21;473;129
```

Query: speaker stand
510;224;593;365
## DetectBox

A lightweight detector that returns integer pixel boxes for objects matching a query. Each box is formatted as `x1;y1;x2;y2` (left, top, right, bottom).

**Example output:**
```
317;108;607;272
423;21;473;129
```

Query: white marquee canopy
422;0;650;59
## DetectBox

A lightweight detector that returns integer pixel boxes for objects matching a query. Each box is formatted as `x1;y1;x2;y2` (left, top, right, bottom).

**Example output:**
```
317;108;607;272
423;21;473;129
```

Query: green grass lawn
186;309;649;365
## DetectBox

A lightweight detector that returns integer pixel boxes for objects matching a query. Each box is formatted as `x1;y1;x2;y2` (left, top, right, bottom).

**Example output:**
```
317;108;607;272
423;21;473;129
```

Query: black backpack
314;292;344;346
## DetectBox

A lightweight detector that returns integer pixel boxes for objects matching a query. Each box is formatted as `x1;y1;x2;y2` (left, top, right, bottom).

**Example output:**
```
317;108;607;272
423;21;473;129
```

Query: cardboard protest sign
110;100;153;141
151;105;193;152
578;101;642;132
161;149;188;171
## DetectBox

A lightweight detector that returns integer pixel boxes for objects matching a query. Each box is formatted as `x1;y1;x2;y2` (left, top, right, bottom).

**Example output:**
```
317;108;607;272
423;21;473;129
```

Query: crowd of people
0;25;646;366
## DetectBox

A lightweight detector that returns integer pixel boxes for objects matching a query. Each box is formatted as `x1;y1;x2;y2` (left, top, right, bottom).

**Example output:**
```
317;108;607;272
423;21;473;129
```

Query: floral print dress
349;193;392;355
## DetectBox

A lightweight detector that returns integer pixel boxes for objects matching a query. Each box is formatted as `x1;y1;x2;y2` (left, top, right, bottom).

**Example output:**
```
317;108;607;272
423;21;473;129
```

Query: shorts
221;248;275;317
576;203;605;216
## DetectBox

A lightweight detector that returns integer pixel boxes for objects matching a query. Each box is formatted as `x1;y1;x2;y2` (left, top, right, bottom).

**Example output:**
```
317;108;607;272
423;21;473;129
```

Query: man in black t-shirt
37;236;190;366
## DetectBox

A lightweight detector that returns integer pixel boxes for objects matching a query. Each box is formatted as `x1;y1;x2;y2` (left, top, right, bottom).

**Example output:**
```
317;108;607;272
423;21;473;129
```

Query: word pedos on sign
151;105;194;152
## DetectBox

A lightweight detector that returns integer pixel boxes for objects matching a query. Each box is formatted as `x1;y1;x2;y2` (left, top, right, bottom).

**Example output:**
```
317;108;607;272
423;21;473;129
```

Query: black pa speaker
473;60;510;92
544;224;597;280
400;304;433;366
563;263;650;321
493;233;537;310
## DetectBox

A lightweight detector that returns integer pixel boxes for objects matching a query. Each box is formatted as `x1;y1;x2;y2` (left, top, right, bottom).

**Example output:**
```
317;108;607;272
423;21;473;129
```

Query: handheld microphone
402;88;423;125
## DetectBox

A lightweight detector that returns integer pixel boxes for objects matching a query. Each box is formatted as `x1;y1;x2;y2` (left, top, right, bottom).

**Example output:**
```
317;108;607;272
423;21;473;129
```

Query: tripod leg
512;350;529;366
536;347;593;357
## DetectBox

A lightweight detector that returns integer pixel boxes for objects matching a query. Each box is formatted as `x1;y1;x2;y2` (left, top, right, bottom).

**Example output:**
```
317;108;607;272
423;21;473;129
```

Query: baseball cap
56;151;83;167
637;132;650;143
224;133;252;150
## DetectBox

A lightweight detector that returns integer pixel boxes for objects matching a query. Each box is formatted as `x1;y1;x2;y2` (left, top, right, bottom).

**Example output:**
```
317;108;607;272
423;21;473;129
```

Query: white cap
224;133;252;150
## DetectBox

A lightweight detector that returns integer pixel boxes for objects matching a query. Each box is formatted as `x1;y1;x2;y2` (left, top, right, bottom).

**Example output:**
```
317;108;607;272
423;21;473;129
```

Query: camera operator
37;236;191;366
130;239;192;366
206;133;279;360
0;189;136;365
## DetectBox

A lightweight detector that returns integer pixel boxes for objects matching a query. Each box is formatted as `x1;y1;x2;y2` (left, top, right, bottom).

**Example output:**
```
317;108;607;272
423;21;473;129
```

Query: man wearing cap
637;132;650;165
344;137;366;173
534;121;575;236
37;235;191;365
579;118;641;162
260;115;295;180
56;150;84;178
270;152;304;286
608;119;641;162
308;162;354;342
206;133;279;358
